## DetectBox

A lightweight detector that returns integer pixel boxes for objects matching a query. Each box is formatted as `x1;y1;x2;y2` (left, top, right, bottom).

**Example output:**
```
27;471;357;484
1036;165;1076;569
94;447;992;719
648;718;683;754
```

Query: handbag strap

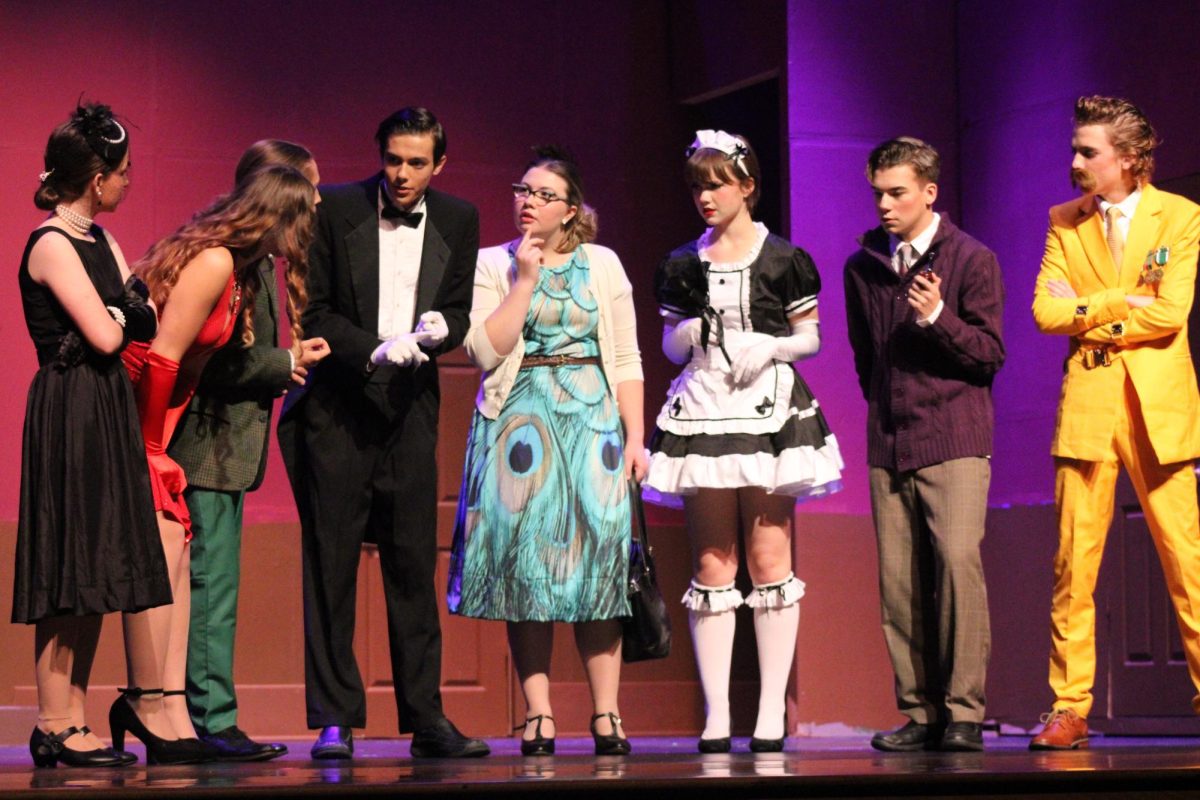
629;478;652;570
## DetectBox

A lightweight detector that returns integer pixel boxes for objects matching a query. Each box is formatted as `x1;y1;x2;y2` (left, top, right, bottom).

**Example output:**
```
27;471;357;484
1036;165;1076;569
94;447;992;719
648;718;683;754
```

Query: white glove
414;310;449;347
662;316;722;365
729;320;820;387
370;333;431;368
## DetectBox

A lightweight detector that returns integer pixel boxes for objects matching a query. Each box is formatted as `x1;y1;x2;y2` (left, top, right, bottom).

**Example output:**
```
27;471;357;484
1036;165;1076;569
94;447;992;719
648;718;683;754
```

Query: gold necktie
1106;206;1124;273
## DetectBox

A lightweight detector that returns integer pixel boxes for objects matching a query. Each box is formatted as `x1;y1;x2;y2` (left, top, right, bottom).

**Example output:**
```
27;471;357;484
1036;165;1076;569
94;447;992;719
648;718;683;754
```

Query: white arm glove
370;333;431;368
729;319;821;387
661;317;702;365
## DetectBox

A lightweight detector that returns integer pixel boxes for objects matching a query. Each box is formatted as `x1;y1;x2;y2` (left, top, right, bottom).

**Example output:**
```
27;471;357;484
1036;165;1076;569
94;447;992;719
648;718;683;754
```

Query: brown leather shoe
1029;708;1088;750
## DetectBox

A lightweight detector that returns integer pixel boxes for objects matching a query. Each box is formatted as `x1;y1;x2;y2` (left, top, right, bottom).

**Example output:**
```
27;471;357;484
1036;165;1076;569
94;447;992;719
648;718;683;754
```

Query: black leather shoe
30;727;135;768
870;720;943;752
202;726;288;762
410;718;490;758
698;737;731;754
517;715;555;756
749;735;785;753
940;722;984;752
590;712;631;756
311;726;353;760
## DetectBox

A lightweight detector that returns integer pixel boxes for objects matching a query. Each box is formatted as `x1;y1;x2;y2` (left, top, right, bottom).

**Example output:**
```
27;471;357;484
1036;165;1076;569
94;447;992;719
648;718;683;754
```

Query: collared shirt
889;212;941;274
377;183;427;339
1098;188;1141;241
889;213;943;326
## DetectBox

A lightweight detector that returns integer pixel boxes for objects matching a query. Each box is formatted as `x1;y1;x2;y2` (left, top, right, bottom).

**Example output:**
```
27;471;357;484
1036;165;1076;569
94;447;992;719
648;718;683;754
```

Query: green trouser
185;488;245;735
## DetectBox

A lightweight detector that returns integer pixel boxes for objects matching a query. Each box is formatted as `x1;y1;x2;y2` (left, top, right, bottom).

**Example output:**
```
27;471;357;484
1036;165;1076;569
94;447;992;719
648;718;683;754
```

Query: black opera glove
118;275;158;343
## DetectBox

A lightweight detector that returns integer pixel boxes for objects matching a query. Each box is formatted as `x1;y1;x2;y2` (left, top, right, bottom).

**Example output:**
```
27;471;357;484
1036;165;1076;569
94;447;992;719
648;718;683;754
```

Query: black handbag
622;479;672;662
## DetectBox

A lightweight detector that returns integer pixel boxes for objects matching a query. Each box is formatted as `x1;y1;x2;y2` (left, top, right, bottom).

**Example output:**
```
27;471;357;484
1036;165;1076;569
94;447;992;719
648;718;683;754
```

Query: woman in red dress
112;165;317;762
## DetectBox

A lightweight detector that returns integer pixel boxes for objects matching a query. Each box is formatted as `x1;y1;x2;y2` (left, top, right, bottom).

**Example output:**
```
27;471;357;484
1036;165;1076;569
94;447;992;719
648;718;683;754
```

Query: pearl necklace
55;204;94;234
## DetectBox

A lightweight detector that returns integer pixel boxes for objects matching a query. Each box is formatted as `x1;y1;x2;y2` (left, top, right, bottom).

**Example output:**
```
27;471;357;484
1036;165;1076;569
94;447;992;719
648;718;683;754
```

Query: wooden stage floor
2;734;1199;799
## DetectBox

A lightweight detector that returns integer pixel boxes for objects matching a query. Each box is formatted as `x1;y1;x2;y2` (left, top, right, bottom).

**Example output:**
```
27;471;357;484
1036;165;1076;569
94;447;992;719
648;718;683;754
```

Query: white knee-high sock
684;579;743;740
748;573;804;740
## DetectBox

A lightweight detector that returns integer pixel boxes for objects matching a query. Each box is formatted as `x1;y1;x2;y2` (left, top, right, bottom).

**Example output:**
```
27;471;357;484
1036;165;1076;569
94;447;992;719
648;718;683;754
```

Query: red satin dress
123;272;241;537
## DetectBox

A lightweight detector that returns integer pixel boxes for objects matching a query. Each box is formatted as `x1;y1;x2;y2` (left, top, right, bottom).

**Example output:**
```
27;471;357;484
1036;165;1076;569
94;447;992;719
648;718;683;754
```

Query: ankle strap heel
590;712;630;756
516;714;555;756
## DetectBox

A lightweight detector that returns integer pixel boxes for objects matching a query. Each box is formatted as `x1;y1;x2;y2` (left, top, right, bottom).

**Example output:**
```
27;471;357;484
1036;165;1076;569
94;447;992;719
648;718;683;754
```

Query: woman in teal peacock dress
448;148;646;756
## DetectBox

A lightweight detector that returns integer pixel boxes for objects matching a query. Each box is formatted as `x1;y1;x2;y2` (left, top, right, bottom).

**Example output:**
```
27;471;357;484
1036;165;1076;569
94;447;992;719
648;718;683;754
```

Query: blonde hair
135;165;315;347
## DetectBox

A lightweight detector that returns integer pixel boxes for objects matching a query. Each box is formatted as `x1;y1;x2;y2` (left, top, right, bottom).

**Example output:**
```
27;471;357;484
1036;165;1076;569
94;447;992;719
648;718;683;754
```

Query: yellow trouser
1051;370;1200;717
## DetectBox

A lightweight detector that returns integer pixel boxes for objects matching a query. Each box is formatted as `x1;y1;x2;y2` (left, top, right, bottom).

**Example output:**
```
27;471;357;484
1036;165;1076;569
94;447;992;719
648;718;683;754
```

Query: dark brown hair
235;139;313;184
866;137;940;185
375;107;446;161
35;103;130;210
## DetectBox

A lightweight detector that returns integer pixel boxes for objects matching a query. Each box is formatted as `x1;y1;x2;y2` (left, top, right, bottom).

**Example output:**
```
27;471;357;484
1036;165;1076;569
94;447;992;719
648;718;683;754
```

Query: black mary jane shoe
30;726;135;768
698;736;732;754
590;712;631;756
517;714;555;756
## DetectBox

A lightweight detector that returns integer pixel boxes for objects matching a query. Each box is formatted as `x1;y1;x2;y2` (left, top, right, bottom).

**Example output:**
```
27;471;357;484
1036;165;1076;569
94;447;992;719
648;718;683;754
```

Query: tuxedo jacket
1032;183;1200;464
287;176;479;424
170;256;292;491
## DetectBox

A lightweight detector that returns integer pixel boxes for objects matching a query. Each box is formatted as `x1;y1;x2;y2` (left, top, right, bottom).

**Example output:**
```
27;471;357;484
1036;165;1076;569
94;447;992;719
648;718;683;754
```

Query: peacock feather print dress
448;246;631;622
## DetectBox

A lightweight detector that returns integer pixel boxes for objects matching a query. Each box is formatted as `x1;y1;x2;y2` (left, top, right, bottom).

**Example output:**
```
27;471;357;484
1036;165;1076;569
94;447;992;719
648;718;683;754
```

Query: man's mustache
1071;167;1097;193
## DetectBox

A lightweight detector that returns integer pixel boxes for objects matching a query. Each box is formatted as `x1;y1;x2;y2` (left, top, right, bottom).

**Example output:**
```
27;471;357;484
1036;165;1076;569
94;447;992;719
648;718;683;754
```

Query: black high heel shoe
109;688;206;765
590;712;631;756
30;726;135;768
517;714;555;756
698;736;732;754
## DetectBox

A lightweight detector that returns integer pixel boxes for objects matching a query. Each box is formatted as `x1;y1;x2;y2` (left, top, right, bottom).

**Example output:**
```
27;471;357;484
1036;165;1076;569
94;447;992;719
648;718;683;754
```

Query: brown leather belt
519;355;601;369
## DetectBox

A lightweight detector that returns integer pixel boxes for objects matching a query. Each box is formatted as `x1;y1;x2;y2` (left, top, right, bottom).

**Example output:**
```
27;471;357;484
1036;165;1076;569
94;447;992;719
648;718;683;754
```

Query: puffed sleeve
653;249;706;318
780;247;821;316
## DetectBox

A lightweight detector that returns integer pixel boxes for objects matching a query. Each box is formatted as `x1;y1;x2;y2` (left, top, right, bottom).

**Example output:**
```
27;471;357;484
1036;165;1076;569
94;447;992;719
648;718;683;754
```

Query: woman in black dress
14;104;169;767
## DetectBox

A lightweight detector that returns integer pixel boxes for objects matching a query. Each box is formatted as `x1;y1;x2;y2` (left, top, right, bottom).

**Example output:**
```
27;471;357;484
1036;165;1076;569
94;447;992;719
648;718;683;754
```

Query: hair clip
38;169;54;183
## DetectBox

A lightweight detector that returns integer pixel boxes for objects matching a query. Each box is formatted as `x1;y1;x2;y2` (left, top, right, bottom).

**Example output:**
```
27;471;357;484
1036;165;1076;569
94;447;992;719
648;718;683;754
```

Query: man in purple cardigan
844;137;1006;752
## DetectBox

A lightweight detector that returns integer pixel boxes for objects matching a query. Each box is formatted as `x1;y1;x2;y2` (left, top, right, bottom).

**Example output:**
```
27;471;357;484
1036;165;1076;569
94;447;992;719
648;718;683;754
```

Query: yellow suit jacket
1032;183;1200;463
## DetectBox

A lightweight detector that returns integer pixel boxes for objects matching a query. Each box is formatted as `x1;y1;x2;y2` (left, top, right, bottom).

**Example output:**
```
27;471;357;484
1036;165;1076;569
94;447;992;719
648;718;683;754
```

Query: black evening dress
12;225;171;624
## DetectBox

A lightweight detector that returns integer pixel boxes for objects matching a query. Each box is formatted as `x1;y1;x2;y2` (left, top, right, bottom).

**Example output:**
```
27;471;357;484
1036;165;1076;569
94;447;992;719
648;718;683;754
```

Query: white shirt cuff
917;300;945;327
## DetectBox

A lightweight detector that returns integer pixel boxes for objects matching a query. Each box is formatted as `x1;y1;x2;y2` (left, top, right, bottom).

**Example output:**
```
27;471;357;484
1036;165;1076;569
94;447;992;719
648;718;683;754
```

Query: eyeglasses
511;183;566;207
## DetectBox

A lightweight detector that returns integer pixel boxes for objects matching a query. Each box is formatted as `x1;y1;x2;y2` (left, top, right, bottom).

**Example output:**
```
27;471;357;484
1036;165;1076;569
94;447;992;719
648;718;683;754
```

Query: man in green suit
170;141;328;760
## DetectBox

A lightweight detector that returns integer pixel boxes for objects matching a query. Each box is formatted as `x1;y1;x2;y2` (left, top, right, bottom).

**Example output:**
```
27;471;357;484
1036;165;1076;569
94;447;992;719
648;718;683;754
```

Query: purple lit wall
788;0;1200;515
958;0;1200;507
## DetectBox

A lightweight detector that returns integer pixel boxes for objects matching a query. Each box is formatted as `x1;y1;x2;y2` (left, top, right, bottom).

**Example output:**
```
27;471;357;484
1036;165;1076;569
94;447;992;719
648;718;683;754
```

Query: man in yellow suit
1030;95;1200;749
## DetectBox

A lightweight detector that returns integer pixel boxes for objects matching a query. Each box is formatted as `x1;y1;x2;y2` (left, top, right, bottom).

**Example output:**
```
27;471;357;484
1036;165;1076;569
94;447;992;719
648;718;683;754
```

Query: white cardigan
464;241;643;420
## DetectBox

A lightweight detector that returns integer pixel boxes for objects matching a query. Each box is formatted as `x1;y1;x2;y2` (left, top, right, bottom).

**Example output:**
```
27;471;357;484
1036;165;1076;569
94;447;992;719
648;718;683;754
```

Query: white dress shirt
377;185;427;339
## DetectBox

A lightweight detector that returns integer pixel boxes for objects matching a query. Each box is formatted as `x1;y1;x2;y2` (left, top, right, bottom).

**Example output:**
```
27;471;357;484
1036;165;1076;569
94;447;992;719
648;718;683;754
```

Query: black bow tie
381;204;423;227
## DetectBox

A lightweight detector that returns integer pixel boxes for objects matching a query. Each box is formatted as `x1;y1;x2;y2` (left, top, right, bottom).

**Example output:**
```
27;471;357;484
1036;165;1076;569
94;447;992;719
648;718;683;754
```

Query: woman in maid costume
643;130;843;753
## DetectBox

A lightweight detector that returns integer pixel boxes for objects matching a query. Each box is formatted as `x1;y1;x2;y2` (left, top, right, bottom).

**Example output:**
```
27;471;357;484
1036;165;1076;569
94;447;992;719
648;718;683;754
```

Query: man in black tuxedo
279;107;487;759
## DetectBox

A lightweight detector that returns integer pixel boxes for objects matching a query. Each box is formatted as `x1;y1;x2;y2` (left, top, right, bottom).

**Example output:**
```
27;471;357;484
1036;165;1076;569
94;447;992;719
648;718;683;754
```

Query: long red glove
135;349;187;498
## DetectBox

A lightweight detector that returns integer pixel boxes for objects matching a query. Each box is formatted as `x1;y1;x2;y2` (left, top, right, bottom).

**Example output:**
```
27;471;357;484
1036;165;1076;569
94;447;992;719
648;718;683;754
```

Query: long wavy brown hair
135;164;316;347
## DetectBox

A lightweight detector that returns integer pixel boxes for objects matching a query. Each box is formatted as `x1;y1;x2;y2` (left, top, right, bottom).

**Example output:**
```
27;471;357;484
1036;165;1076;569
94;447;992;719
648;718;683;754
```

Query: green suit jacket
169;257;293;492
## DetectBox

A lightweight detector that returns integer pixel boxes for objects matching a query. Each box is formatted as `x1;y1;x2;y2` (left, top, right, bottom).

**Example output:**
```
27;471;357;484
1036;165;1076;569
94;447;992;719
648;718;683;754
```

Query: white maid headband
685;129;750;177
